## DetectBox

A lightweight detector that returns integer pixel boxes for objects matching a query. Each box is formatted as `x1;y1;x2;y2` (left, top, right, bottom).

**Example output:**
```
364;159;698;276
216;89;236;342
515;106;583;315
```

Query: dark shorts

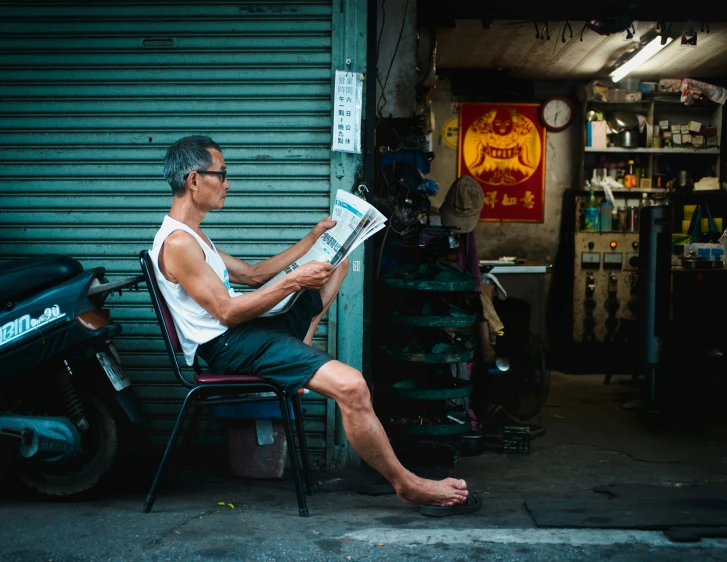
197;290;334;395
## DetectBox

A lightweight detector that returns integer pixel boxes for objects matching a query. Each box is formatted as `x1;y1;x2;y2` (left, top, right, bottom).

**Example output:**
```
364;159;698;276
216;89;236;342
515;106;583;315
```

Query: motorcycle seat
0;255;84;304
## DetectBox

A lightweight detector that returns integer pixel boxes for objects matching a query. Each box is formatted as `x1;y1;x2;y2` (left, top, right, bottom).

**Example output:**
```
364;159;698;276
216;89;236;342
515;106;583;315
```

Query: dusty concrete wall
428;78;578;264
375;0;417;118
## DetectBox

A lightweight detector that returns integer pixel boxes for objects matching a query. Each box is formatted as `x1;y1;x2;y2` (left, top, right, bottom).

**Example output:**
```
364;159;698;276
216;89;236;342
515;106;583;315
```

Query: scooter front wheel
19;394;118;497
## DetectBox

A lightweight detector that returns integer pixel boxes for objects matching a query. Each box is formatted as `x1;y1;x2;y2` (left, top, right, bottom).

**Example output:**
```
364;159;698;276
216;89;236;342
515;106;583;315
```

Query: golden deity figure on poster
462;107;542;186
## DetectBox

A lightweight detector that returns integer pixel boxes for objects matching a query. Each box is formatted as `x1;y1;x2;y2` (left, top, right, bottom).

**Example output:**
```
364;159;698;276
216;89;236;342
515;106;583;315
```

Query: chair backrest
139;250;194;388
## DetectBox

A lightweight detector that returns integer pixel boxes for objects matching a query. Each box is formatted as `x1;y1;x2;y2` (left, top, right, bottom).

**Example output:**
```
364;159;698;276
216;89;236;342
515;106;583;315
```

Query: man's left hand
309;216;336;240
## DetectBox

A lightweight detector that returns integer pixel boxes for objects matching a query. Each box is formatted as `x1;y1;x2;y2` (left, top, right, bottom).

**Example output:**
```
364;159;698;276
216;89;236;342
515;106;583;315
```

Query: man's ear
187;171;198;192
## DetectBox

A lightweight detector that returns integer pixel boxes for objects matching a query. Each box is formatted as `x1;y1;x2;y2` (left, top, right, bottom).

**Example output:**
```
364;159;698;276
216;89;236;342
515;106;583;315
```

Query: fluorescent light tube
610;36;673;84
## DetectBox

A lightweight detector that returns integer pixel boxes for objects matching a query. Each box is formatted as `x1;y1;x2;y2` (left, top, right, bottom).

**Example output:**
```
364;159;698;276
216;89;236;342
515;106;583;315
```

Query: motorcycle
0;255;144;496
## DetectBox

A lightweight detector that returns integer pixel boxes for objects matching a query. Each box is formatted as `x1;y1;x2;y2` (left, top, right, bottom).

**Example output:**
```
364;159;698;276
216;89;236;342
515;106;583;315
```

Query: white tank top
149;215;237;365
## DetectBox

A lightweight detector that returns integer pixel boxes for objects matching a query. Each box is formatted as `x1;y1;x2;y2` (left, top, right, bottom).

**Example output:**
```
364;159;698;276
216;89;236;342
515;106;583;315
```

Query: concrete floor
1;372;727;561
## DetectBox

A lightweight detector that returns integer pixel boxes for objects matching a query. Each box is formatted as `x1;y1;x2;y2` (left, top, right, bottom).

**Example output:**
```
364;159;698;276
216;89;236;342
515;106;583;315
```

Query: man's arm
219;217;336;287
160;231;333;327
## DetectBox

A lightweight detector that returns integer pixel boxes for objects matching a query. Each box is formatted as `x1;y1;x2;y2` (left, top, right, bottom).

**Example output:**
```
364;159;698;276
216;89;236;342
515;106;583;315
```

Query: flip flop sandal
420;492;482;518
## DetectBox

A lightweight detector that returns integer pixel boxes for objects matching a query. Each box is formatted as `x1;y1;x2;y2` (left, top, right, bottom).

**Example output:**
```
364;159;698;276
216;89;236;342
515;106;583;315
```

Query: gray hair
163;135;222;196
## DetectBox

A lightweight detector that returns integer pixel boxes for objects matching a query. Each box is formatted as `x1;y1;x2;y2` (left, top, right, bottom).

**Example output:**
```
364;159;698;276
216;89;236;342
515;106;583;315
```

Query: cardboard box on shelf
688;120;702;132
706;136;719;146
587;121;609;148
658;79;682;92
695;178;720;192
680;125;690;134
659;120;669;129
692;135;705;147
683;134;692;144
673;133;682;144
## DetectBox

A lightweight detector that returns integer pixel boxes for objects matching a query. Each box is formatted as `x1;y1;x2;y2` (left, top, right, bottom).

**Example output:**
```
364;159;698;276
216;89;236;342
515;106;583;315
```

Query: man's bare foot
395;473;469;506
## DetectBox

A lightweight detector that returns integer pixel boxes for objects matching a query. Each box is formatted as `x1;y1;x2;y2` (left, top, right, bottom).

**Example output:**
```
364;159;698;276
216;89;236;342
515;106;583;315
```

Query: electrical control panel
573;232;639;343
581;252;600;269
603;252;623;269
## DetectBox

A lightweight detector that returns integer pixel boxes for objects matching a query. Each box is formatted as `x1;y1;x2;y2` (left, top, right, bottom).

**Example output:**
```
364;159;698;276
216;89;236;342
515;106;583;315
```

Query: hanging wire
375;0;388;118
376;0;410;118
541;21;550;40
625;22;635;40
562;20;573;43
660;21;673;45
580;21;589;42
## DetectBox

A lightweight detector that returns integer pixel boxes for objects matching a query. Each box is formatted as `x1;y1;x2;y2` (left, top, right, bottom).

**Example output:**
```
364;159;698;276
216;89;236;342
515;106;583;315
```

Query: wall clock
539;97;574;132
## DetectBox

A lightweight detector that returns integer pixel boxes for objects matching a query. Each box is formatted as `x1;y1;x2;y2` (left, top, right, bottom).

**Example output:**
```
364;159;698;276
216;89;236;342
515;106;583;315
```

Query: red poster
458;103;546;223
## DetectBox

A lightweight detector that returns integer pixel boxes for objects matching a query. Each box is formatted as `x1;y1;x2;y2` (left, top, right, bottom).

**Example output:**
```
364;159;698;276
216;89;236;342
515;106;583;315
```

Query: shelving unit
571;188;727;235
580;96;723;190
376;262;477;461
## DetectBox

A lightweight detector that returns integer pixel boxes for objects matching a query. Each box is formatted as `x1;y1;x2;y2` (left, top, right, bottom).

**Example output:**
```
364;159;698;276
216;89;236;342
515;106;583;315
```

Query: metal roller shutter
0;1;346;469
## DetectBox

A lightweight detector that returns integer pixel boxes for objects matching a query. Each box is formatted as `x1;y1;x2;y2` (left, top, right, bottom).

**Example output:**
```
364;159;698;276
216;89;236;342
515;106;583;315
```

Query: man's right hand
293;261;334;291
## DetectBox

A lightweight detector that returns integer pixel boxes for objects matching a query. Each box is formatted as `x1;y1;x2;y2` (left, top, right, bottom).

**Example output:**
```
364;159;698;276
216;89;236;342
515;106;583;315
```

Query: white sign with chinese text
332;70;363;153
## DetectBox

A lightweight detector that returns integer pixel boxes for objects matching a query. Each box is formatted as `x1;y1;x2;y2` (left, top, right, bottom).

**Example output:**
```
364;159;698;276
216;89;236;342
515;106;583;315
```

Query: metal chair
139;250;313;516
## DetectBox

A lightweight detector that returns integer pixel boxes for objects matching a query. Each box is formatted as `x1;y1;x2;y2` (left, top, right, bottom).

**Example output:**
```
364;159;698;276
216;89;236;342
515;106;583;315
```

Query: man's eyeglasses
184;169;227;183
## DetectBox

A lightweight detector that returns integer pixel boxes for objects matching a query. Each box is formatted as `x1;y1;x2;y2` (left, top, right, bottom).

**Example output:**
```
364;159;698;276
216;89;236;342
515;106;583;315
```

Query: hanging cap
440;175;484;233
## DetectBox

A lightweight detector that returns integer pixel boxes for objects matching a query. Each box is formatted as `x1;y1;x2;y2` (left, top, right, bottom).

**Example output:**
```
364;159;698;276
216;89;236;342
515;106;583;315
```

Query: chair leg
142;391;196;513
279;393;309;517
182;405;202;449
292;393;314;495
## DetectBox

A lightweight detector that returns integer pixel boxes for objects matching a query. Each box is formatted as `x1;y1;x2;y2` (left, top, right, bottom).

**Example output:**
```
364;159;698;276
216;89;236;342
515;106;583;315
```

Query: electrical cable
375;0;388;116
562;20;573;43
376;0;410;117
580;21;588;42
375;173;401;280
541;21;550;41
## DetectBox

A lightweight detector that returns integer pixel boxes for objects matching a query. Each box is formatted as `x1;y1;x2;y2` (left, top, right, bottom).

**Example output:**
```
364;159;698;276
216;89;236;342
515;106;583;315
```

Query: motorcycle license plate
96;351;130;391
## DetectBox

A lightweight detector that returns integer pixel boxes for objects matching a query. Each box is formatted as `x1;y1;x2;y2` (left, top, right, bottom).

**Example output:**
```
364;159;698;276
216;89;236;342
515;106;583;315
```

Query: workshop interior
368;1;727;467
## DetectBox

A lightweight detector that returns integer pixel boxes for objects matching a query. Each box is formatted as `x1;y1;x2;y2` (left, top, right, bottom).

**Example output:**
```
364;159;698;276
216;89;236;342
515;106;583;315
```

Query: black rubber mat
526;484;727;529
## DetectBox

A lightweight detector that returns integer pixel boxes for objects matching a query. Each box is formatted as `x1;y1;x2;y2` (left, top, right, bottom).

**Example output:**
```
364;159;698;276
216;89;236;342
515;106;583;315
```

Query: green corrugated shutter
0;1;344;469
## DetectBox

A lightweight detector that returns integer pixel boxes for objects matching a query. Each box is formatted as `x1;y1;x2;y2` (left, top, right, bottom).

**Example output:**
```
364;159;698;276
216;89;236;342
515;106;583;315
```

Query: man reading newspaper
260;189;387;316
149;136;470;512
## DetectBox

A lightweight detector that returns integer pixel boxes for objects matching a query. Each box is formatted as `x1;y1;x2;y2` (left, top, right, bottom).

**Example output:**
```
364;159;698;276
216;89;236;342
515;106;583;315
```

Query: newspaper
260;189;387;317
